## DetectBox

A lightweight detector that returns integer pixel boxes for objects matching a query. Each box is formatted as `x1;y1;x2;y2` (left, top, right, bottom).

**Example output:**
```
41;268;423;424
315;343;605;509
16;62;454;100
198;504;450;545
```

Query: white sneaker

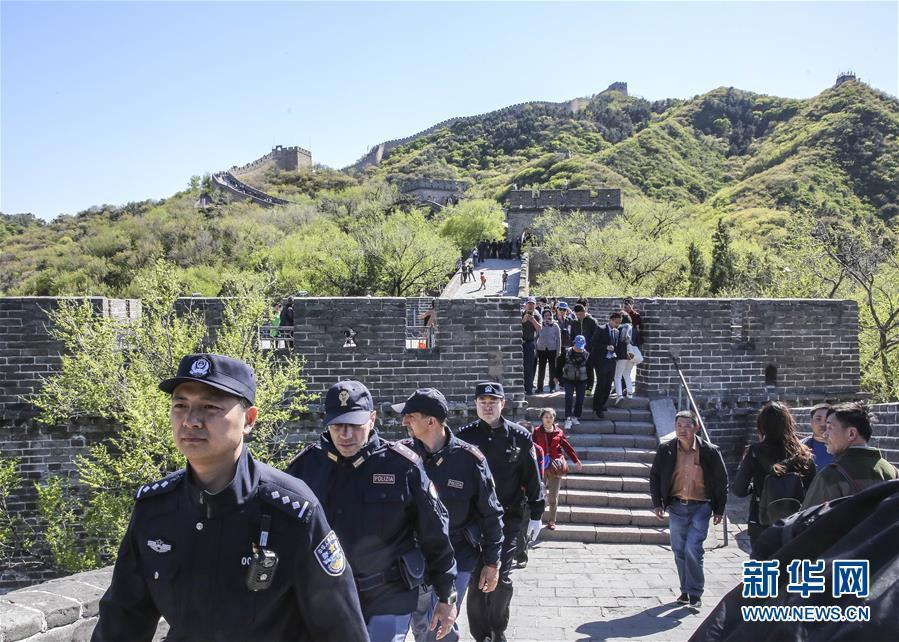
571;417;580;425
564;418;573;430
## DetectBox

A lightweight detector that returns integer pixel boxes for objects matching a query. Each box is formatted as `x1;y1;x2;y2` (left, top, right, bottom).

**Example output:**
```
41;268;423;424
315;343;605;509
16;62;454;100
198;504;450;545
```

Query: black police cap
159;354;256;405
391;388;448;422
475;382;505;399
324;380;374;425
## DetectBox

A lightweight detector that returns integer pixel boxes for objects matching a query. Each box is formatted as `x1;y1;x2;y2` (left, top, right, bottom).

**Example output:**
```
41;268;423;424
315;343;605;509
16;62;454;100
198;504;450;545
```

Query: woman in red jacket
533;408;583;530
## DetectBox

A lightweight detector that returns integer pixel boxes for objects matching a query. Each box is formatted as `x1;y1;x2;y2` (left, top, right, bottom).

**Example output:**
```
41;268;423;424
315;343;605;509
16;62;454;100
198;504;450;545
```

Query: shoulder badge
458;421;479;432
388;440;422;465
260;482;316;524
314;530;346;576
509;422;533;441
457;440;486;463
135;469;185;500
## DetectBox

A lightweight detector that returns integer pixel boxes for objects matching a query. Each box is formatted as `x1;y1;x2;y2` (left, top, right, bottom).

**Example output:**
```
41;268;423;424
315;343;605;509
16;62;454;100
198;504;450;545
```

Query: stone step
565;420;656;436
561;474;650;493
565;433;657;449
525;406;653;423
552;505;668;528
557;489;654;509
538;523;669;545
526;393;650;411
576;447;657;464
577;460;652;477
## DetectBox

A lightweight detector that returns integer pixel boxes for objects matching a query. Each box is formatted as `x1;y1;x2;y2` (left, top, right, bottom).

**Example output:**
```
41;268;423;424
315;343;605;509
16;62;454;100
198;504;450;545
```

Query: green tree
31;260;308;570
437;199;506;253
709;219;737;294
366;210;458;296
687;242;707;296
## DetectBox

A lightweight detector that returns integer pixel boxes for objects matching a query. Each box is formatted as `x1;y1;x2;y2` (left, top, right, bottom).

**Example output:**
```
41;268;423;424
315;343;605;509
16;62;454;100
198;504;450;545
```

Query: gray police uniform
405;428;504;642
92;446;368;642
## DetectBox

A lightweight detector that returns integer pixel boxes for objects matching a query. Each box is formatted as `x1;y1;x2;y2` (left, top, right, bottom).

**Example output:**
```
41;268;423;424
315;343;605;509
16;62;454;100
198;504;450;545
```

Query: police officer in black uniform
394;388;504;642
92;354;368;642
457;382;545;642
287;380;458;642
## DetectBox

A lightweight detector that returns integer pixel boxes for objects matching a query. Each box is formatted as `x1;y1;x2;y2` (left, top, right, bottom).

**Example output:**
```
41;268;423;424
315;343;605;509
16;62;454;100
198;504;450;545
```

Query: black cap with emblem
159;353;256;405
323;380;374;425
475;382;505;399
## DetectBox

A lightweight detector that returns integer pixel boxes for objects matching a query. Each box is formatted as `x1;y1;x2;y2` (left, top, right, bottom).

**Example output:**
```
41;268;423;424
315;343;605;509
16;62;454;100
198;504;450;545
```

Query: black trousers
593;359;616;413
466;515;521;642
537;350;558;391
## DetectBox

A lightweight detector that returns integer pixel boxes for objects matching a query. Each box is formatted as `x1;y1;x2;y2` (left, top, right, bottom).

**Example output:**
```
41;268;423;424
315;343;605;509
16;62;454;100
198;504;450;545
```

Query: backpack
759;471;806;525
562;349;588;381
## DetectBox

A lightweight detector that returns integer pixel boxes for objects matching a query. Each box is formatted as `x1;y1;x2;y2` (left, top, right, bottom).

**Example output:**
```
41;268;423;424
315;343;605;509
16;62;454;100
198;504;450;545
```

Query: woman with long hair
732;401;816;557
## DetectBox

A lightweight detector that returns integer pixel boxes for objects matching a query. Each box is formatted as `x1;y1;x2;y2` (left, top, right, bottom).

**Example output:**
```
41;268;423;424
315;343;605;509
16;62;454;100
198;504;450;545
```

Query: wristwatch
440;590;458;606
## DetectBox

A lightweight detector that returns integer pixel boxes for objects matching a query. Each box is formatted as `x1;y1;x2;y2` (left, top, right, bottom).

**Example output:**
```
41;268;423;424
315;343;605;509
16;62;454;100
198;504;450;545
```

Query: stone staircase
524;392;669;545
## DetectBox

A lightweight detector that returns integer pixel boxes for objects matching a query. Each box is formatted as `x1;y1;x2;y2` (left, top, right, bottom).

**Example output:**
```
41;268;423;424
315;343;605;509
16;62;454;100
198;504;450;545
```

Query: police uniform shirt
403;429;504;572
457;418;546;519
92;446;368;642
287;430;457;618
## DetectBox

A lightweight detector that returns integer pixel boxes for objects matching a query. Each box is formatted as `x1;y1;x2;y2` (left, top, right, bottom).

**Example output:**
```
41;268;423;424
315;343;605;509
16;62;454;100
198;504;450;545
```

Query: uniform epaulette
457;421;479;432
456;440;486;463
288;442;319;466
135;469;185;500
387;440;422;465
259;480;316;524
506;421;533;440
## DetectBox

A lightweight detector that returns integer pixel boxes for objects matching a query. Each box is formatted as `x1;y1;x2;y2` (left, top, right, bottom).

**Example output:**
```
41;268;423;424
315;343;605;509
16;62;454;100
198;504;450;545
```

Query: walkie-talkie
246;514;278;591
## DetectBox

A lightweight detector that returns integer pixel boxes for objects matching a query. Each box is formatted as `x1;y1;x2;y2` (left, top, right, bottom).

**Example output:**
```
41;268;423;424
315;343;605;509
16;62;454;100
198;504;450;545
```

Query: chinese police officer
287;380;458;642
92;354;368;642
457;382;545;642
394;388;504;642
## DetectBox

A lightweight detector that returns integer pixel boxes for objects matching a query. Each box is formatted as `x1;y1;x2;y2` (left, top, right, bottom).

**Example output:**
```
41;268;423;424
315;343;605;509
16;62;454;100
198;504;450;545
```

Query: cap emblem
485;385;494;393
189;358;210;377
338;390;350;407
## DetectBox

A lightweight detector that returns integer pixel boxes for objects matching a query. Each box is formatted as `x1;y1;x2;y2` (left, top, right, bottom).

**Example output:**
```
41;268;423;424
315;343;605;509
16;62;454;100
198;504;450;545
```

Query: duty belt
356;565;403;592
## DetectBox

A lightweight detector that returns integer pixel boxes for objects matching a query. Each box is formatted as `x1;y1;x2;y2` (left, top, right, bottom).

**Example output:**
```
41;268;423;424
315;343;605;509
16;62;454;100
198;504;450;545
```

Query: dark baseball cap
475;382;505;399
391;388;448;422
324;380;374;425
159;354;256;405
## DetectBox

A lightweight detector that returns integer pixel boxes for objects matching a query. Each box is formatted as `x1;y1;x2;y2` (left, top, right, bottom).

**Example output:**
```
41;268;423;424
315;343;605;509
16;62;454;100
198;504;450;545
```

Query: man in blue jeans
649;411;728;611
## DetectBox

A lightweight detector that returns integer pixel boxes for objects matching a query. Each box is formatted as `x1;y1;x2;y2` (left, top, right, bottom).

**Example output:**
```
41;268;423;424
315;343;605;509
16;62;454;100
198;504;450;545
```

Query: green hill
2;77;899;398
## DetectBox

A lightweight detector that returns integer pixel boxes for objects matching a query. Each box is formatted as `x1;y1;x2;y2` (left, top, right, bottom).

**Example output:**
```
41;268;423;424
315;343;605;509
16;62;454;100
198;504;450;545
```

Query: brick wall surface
0;294;871;590
0;298;140;417
561;297;861;468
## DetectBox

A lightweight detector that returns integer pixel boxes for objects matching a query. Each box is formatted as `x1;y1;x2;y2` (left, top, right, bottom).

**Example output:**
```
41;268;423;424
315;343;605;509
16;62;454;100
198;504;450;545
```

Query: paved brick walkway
409;497;752;641
442;259;521;298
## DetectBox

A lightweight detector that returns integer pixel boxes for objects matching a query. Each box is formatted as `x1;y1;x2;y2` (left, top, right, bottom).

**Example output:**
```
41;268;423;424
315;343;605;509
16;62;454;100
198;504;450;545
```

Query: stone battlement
508;188;622;210
230;145;312;176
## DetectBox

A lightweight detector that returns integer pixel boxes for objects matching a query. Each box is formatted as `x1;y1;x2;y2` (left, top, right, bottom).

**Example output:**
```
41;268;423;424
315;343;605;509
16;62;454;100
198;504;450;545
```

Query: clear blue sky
2;1;896;220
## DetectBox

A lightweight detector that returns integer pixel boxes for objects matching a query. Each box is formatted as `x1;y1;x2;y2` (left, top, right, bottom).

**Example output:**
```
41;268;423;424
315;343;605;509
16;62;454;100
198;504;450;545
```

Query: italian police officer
287;380;459;642
92;354;368;642
395;388;504;642
457;382;545;642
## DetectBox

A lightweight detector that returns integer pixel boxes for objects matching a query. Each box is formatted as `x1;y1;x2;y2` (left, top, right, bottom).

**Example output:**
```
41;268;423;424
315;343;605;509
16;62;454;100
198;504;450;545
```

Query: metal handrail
666;351;729;547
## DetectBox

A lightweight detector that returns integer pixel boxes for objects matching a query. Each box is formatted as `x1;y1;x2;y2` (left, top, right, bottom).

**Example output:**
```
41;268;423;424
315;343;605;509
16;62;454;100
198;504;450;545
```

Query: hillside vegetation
2;78;898;397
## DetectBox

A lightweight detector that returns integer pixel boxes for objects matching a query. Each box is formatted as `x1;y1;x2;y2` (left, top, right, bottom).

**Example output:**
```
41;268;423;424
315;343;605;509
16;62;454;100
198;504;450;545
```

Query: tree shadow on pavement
575;603;697;641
